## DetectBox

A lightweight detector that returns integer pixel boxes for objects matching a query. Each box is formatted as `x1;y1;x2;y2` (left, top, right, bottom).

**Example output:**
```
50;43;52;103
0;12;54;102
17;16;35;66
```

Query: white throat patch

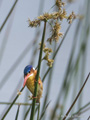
28;73;34;77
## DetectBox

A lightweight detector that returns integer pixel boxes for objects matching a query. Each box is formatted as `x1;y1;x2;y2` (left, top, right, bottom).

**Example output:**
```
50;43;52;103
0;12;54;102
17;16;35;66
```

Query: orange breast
26;72;43;101
26;74;35;94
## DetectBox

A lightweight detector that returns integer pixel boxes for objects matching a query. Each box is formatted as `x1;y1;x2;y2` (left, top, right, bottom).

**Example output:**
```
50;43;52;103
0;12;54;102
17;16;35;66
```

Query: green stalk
0;102;34;106
0;0;18;32
39;101;51;120
37;103;40;120
78;0;89;111
1;87;24;120
30;21;46;120
24;106;31;120
0;11;15;64
67;102;90;120
15;105;20;120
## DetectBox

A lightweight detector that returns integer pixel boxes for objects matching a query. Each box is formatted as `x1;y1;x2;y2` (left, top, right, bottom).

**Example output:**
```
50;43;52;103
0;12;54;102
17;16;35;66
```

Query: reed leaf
1;87;24;120
0;0;18;32
15;105;20;120
39;101;51;120
62;72;90;120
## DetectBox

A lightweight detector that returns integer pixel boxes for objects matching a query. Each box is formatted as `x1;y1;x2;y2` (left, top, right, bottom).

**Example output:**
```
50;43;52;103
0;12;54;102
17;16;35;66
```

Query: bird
23;65;43;103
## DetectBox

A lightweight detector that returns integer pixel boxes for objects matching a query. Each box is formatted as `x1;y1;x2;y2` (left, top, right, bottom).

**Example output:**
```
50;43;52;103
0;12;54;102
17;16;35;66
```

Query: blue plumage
24;65;32;75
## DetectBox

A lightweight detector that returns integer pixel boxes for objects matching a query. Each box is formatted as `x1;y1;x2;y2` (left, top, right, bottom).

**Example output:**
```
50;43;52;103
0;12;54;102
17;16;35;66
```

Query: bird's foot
28;95;33;100
28;95;38;100
28;96;40;103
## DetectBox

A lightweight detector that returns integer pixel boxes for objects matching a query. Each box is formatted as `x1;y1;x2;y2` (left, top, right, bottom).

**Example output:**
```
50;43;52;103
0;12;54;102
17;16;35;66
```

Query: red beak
23;74;30;87
23;76;27;87
23;73;33;87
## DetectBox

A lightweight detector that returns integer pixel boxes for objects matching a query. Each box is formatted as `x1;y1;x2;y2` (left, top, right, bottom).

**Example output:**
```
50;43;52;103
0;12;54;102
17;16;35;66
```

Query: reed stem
30;21;46;120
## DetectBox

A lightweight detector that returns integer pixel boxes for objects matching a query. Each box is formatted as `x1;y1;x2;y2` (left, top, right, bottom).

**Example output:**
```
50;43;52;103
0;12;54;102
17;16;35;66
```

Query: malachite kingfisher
23;65;43;103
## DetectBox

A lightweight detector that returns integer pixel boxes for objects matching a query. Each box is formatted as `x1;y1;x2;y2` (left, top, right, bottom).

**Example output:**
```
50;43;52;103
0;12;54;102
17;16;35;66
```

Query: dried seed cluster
47;21;63;44
68;11;76;24
39;43;54;67
28;0;77;67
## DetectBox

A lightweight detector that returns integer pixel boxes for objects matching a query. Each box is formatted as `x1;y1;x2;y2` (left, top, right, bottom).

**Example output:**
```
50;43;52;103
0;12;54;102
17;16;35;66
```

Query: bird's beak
23;73;34;88
23;75;28;87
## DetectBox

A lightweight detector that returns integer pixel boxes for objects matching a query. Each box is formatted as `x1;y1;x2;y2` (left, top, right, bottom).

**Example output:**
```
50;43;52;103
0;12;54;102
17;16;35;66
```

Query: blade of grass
58;45;89;120
15;105;20;120
0;0;18;32
77;0;90;110
24;107;31;120
37;103;40;120
87;116;90;120
62;72;90;120
39;101;51;120
0;8;15;64
67;102;90;120
1;77;22;117
30;21;46;120
0;102;33;106
24;106;31;120
1;87;24;120
70;68;79;114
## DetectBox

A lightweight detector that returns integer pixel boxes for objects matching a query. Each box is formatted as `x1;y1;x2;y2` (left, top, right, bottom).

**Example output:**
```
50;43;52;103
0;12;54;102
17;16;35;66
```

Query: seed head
47;59;54;67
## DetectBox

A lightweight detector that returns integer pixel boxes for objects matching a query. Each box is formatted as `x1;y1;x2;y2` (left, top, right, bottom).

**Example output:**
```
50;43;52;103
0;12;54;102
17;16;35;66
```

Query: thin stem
62;72;90;120
24;106;31;120
0;102;34;106
48;4;56;12
73;102;90;117
39;101;51;120
67;102;90;120
37;103;40;120
0;0;18;32
0;11;15;64
15;105;20;120
30;21;46;120
1;87;24;120
87;116;90;120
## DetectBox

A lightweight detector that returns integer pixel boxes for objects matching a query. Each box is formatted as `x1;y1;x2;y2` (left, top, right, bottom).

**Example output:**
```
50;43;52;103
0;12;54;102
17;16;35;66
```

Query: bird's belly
26;78;35;94
37;87;43;98
26;77;43;101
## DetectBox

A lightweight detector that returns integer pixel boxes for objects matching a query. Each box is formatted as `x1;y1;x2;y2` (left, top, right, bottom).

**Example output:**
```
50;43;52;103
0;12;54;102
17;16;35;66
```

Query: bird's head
23;65;36;87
